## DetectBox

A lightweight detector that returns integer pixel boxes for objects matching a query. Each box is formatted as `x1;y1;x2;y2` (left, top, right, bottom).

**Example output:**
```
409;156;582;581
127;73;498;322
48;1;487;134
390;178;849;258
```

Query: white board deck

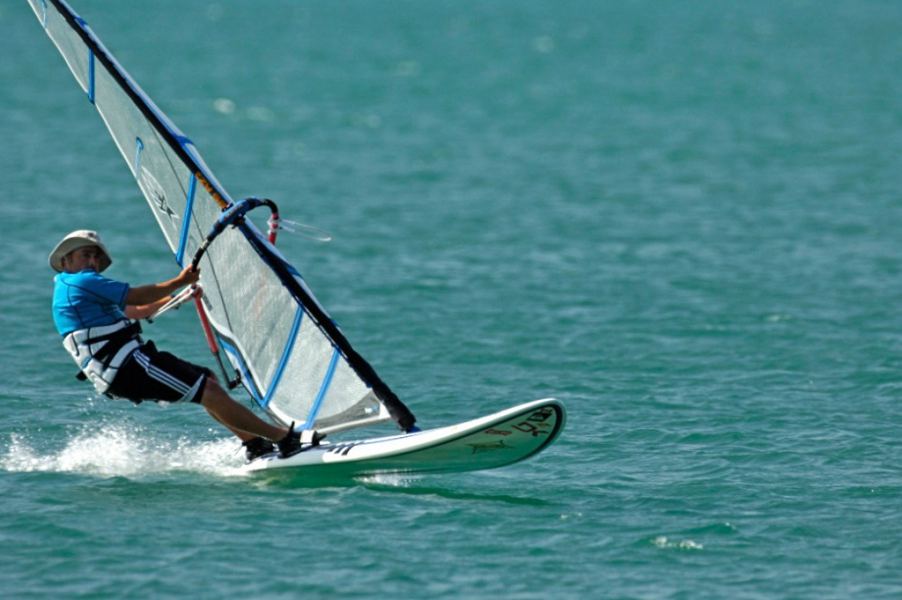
242;398;566;476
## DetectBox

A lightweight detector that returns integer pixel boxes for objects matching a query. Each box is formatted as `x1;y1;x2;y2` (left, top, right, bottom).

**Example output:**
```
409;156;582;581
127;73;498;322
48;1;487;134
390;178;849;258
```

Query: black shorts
107;341;213;404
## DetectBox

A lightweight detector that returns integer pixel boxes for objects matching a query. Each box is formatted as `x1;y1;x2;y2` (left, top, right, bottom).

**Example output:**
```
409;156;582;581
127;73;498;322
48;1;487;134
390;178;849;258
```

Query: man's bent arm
125;296;173;320
125;266;199;306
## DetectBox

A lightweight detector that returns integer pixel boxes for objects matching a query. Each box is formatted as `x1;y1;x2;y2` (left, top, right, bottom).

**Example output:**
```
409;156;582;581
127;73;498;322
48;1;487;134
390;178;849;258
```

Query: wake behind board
242;398;565;476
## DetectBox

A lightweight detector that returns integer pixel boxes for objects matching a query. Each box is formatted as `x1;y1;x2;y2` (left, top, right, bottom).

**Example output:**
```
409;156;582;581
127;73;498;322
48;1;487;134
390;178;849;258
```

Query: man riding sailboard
49;229;320;461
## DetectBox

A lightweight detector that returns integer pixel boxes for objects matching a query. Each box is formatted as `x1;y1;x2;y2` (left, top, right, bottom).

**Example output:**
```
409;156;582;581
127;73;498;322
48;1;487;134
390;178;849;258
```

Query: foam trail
2;425;248;478
359;473;418;487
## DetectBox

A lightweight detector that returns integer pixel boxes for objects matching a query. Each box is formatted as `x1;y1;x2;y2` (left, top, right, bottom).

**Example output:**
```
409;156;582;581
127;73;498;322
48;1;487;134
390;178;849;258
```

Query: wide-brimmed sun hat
49;230;113;273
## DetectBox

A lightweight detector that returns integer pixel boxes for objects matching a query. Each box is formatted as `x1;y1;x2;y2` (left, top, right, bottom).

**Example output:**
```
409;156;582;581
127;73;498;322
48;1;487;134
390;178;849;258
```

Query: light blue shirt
52;270;130;336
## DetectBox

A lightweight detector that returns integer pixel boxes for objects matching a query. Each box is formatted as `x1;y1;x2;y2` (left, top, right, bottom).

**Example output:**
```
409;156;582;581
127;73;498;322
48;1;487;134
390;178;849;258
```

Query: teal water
3;0;902;597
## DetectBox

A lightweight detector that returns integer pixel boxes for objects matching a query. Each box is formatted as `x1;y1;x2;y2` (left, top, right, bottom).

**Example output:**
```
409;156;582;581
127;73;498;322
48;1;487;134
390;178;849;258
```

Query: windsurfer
49;229;310;460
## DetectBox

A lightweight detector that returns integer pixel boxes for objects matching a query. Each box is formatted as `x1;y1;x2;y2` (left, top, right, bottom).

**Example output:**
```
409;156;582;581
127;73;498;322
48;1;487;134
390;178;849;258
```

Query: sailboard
244;398;565;475
28;0;565;474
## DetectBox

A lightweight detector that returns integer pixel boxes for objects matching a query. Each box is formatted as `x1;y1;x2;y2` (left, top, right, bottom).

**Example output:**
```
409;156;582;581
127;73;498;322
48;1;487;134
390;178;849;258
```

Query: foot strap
300;429;324;446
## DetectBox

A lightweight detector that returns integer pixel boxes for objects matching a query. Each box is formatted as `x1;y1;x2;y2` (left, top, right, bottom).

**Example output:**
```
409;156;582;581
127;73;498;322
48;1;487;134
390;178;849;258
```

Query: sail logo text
138;167;179;226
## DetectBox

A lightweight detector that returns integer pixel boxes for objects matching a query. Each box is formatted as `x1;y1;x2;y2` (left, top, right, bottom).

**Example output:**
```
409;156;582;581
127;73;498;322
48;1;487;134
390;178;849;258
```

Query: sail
28;0;416;434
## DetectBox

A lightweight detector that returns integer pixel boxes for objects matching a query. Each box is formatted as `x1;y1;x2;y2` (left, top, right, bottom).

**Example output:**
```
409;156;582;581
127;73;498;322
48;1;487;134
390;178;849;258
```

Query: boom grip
189;197;279;270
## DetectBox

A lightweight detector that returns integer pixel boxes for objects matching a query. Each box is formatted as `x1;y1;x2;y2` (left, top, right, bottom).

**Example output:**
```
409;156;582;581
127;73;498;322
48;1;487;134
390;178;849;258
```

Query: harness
62;320;143;394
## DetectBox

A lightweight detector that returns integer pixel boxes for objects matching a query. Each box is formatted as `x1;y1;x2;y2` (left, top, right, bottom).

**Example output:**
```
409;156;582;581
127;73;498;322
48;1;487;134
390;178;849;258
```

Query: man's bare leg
199;378;287;442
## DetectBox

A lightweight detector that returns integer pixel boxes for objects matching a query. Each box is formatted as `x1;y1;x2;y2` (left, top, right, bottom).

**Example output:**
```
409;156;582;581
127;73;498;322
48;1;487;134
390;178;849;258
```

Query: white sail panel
200;227;298;391
30;0;90;93
96;66;191;254
270;308;387;431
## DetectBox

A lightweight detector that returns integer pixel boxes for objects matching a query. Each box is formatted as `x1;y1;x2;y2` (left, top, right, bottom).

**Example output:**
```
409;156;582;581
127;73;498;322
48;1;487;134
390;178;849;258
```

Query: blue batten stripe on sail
87;49;95;103
40;0;47;27
261;307;304;408
306;348;340;426
176;174;197;266
133;137;144;174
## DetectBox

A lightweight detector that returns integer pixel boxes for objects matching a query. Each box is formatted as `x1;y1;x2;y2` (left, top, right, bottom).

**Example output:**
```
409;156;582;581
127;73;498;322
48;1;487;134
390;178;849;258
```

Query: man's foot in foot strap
277;422;325;458
243;437;275;462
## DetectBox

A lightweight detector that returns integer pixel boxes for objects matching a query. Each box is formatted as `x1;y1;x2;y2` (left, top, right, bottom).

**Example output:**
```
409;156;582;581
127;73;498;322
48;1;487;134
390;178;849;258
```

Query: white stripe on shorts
132;349;192;395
